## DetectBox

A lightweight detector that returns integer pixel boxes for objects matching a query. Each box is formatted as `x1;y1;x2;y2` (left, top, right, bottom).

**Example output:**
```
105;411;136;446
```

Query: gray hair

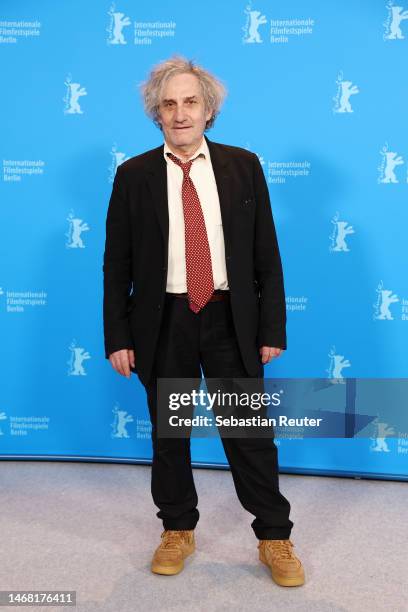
140;55;227;131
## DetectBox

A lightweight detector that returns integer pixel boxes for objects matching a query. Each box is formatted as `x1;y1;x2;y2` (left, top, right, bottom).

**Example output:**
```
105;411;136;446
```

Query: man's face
157;72;212;154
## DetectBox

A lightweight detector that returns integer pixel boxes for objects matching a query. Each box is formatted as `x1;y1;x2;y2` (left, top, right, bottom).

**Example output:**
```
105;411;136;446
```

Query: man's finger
111;353;125;376
259;346;280;364
112;354;124;376
120;351;131;378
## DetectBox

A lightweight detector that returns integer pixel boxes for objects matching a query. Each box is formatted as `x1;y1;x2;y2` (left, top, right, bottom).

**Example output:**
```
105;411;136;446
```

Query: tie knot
167;152;199;176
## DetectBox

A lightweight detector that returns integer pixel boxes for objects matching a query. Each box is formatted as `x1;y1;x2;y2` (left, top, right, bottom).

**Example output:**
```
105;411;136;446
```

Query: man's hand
259;346;283;364
109;349;135;378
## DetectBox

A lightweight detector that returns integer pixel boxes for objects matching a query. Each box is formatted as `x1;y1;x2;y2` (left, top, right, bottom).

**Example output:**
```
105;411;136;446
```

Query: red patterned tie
167;152;215;313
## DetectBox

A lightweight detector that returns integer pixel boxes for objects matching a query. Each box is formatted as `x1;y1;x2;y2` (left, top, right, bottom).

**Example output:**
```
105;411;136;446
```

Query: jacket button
158;304;161;310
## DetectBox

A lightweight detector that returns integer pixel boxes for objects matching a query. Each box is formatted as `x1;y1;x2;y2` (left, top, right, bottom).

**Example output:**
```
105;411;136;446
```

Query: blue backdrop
1;1;407;480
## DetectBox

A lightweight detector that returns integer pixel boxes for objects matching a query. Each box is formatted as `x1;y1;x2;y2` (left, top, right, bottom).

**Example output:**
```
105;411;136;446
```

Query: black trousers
144;291;294;540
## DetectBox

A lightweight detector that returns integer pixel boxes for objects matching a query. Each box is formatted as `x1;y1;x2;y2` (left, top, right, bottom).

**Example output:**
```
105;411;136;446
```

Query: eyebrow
162;95;199;103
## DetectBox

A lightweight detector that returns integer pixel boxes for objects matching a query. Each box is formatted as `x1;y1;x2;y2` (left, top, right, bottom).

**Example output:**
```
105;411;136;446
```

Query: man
103;56;305;587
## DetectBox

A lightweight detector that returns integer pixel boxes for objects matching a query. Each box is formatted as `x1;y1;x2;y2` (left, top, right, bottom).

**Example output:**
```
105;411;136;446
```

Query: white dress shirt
163;136;229;293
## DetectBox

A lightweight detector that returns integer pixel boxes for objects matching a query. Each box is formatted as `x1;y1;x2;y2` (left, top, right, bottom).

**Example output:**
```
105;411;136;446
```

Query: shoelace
160;530;187;550
262;539;295;559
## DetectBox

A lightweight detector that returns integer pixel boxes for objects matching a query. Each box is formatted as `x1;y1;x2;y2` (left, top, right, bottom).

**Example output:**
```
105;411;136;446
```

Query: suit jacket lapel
145;144;169;258
145;136;232;257
205;135;232;250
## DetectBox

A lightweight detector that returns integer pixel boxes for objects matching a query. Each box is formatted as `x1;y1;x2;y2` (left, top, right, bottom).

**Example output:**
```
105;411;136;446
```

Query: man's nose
174;105;187;122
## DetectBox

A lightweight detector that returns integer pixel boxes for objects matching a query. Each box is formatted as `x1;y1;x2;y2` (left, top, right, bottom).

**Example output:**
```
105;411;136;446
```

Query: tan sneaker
151;530;195;575
258;539;305;586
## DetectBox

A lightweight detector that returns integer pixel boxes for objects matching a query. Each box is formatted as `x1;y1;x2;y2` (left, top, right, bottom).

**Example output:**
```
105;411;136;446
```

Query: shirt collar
163;135;208;164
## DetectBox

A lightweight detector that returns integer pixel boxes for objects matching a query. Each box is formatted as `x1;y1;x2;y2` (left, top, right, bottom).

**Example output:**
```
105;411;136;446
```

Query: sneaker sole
151;560;185;575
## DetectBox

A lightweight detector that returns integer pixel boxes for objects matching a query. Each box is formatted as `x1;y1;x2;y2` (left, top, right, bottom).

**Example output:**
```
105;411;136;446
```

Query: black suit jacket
103;135;287;386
